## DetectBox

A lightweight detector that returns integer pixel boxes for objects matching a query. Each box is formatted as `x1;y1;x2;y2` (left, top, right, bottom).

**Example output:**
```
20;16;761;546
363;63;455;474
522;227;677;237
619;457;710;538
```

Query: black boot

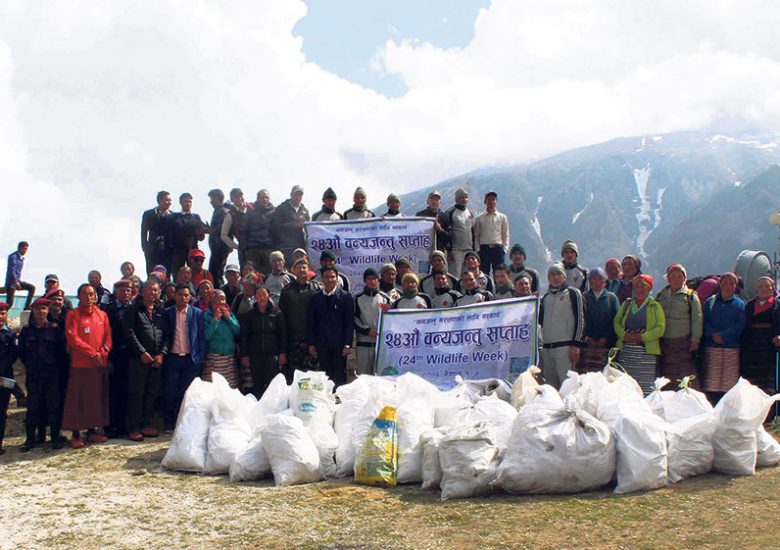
20;427;36;452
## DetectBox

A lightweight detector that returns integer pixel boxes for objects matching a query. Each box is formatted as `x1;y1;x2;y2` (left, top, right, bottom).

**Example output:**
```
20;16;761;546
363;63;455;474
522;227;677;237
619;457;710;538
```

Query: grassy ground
1;404;779;550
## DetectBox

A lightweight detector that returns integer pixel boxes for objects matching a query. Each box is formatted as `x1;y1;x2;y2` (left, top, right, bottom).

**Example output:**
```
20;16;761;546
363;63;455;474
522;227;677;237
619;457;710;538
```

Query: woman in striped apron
614;274;666;395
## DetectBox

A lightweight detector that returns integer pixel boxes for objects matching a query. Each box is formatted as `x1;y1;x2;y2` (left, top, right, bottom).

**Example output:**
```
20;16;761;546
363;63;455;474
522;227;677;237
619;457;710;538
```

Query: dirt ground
1;403;779;550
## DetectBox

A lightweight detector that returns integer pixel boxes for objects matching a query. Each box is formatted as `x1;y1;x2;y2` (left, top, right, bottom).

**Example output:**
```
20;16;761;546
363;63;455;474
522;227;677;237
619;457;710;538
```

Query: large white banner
305;217;435;293
375;297;539;389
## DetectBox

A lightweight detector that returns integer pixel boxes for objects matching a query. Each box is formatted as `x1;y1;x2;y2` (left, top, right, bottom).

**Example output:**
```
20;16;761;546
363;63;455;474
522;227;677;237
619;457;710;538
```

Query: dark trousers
286;336;316;383
0;388;9;448
171;248;191;279
163;355;201;428
479;245;506;277
1;281;36;310
25;375;63;439
108;356;129;434
316;346;347;387
145;252;173;278
126;359;162;433
209;244;229;287
248;355;280;399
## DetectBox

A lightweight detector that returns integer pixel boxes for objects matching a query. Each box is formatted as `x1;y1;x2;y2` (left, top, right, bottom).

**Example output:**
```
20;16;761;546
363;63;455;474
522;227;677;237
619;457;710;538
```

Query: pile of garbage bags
162;365;780;500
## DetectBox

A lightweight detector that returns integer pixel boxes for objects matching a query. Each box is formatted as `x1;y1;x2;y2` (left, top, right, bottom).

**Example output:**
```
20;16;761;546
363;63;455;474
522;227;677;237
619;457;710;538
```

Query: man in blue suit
163;283;205;430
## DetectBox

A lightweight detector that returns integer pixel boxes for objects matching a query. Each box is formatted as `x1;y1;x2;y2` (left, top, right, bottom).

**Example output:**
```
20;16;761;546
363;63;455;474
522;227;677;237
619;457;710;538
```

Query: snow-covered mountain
394;128;780;282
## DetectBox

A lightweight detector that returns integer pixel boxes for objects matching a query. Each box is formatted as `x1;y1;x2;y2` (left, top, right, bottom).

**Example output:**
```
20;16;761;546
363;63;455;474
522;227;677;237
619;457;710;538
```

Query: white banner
375;297;539;389
304;217;435;293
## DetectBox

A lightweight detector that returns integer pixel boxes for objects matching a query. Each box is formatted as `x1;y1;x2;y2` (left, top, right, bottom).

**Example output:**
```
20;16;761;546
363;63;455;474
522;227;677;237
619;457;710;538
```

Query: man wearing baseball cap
473;191;509;276
187;248;213;287
18;298;67;450
271;185;310;266
415;191;447;252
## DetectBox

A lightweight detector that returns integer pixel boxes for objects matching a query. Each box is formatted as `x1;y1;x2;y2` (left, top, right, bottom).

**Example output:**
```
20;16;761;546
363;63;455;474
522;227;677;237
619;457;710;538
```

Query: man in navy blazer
163;283;206;430
307;266;354;387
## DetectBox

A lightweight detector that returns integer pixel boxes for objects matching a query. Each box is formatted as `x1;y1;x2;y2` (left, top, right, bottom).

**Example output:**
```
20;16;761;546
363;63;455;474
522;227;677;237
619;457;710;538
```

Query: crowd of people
0;184;778;455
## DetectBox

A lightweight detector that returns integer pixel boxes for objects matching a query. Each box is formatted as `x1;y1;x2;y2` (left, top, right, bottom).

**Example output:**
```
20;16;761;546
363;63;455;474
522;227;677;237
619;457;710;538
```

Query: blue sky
294;0;489;96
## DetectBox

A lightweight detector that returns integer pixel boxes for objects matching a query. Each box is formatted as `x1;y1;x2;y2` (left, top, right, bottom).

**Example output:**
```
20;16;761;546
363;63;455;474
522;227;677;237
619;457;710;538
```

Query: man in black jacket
242;189;276;275
270;185;309;266
207;188;231;287
278;258;320;380
307;266;354;387
171;192;207;276
18;298;67;450
104;279;133;437
122;279;168;441
141;190;174;276
415;190;447;252
239;286;287;398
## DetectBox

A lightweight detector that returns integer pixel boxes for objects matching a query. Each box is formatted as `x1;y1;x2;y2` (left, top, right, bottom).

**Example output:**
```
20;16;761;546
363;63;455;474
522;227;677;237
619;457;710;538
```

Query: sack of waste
510;366;541;410
494;387;615;494
451;376;512;404
713;378;780;476
308;419;339;479
756;426;780;468
162;377;216;472
254;373;289;418
396;373;439;484
439;422;499;500
663;376;712;422
261;413;323;486
291;370;336;426
420;428;446;490
229;434;271;482
663;376;715;482
355;405;399;487
645;377;673;419
204;373;255;474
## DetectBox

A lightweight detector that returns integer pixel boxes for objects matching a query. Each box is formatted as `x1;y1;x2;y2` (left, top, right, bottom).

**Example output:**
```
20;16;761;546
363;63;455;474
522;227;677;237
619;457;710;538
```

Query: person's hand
773;335;780;347
713;333;724;345
378;303;391;312
569;346;580;363
295;219;305;229
278;353;287;366
369;329;379;338
140;352;154;364
91;353;103;367
153;354;164;367
690;340;700;352
213;307;223;320
308;345;318;358
342;346;351;358
241;356;250;368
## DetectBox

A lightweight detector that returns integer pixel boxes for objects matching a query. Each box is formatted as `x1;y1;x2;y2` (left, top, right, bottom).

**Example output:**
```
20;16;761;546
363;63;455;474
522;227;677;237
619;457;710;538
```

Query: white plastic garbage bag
494;387;615;494
291;370;336;426
162;378;216;472
439;422;499;500
204;373;255;474
756;426;780;468
396;373;439;484
308;420;339;479
570;371;609;417
713;378;780;476
609;401;669;493
451;377;512;404
261;414;323;486
229;435;271;482
666;413;715;482
510;366;541;410
558;370;580;398
254;373;289;419
420;429;446;490
663;377;712;422
645;377;673;419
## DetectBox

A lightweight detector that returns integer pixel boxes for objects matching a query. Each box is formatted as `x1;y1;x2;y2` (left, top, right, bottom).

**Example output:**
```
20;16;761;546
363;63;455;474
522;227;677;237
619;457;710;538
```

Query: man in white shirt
473;190;509;276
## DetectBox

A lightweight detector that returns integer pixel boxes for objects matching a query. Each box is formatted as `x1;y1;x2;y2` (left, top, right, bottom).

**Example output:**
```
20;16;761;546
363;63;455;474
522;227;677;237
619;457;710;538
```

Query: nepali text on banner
304;217;435;294
375;297;539;389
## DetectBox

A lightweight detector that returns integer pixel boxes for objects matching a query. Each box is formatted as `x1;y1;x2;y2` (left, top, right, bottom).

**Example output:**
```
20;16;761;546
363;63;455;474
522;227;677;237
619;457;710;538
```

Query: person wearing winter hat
379;263;401;302
315;250;350;292
420;250;458;297
382;193;403;218
392;272;431;309
394;257;413;291
344;187;376;220
579;267;620;373
617;254;642;303
270;185;310;266
440;186;474;278
508;244;539;294
265;251;294;305
655;263;703;389
457;250;494;294
415;190;447;252
539;263;585;389
614;274;666;395
701;272;746;403
278;257;321;380
560;240;588;292
312;187;343;221
353;268;392;375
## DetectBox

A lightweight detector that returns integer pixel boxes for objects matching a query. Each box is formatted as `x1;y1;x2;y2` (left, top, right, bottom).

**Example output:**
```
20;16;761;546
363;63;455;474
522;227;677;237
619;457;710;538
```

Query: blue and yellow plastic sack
355;406;398;487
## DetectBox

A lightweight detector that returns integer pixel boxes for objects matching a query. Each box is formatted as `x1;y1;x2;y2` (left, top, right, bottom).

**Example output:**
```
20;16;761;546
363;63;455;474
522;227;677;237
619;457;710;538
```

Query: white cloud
2;0;780;291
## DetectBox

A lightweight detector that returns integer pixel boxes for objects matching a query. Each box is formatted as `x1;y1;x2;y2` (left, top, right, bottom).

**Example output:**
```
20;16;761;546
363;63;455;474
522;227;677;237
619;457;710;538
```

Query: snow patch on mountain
633;165;653;258
572;192;593;224
532;196;554;262
709;134;778;149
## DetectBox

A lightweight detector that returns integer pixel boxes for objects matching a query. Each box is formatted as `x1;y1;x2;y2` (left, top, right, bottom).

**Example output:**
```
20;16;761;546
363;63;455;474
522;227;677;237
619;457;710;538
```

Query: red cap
0;302;9;311
633;274;654;290
189;249;206;258
31;298;52;309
